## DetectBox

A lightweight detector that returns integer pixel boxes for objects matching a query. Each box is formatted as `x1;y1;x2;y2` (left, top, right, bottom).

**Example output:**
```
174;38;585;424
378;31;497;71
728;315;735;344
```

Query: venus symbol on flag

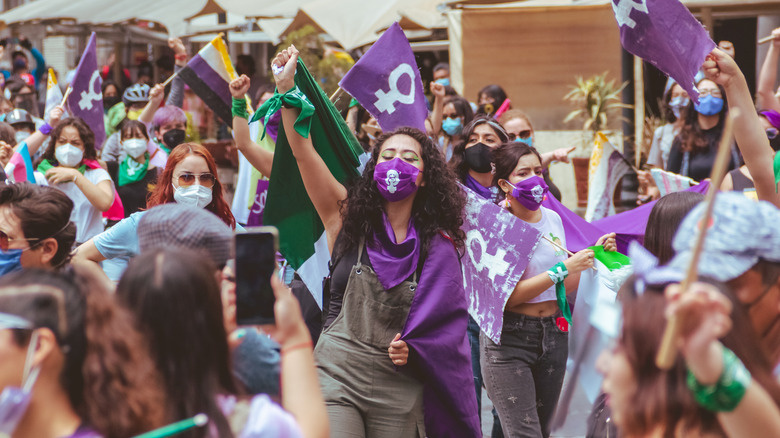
612;0;648;29
466;230;511;282
374;63;416;115
78;71;102;111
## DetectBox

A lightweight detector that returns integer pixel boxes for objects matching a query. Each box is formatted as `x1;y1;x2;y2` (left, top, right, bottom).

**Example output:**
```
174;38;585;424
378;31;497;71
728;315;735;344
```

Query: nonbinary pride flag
67;33;105;146
255;59;364;307
339;22;427;132
611;0;715;103
179;35;238;125
584;132;631;222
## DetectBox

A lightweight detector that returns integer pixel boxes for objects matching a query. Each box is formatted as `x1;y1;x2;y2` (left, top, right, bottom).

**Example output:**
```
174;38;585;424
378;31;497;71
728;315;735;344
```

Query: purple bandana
366;213;420;290
464;173;493;200
510;175;549;211
373;158;420;202
265;110;281;143
761;110;780;130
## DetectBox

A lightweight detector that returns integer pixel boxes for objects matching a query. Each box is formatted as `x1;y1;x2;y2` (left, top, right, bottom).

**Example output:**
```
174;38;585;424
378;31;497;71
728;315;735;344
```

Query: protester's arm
45;172;113;211
540;147;574;168
757;28;780;112
274;46;347;250
165;38;186;108
506;248;594;311
139;84;165;125
72;239;108;265
666;282;780;438
23;106;63;157
704;48;780;207
229;75;273;177
20;38;45;85
430;82;445;135
267;275;329;438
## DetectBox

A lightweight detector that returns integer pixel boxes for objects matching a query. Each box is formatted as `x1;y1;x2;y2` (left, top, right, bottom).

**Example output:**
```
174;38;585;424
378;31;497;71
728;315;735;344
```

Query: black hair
116;249;236;438
337;127;466;256
449;116;509;182
643;191;704;265
477;84;507;114
0;183;76;268
433;62;449;74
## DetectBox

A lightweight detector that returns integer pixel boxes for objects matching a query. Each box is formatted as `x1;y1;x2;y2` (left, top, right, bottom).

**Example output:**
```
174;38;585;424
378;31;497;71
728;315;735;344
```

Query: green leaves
563;72;631;134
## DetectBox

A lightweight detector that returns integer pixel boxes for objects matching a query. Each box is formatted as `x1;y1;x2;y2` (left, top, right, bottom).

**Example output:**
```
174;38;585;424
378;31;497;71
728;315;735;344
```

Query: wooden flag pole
655;109;738;370
329;86;344;103
60;87;72;107
541;235;597;272
161;70;180;87
759;35;775;45
633;56;645;170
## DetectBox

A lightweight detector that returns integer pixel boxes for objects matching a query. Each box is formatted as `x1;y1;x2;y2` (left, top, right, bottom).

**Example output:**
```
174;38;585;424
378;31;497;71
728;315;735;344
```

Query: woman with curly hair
272;46;480;437
485;142;615;438
0;264;166;437
73;142;236;281
35;117;114;245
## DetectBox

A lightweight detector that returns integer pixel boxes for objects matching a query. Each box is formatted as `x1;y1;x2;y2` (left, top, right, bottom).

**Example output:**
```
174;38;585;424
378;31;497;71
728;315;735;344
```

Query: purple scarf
365;213;420;290
401;232;481;437
463;173;494;200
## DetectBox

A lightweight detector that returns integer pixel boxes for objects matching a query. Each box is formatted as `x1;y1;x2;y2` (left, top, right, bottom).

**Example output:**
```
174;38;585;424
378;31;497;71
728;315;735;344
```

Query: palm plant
563;72;631;135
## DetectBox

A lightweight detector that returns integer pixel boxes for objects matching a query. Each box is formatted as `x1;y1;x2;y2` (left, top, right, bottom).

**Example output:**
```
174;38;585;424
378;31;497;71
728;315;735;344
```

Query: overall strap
356;236;365;268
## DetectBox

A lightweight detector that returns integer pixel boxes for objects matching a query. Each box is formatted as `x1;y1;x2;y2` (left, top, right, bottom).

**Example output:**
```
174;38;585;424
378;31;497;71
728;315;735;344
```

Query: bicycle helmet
5;108;34;129
122;83;150;106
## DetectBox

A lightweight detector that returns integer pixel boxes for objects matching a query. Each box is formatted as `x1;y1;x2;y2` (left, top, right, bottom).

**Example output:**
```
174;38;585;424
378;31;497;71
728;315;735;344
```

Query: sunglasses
508;130;532;141
767;128;779;140
0;230;38;252
176;173;216;188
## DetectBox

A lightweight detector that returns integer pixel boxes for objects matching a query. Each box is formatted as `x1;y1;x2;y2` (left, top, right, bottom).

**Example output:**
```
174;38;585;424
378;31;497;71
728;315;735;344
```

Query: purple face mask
508;175;549;211
373;158;420;202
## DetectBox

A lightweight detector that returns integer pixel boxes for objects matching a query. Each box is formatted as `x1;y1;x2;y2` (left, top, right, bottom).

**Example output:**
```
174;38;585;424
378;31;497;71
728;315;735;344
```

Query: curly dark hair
39;117;97;164
449;116;509;183
337;127;466;257
677;80;728;154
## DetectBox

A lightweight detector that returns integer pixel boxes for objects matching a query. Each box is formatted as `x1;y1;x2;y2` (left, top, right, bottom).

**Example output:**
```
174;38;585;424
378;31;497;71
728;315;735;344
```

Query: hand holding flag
701;48;741;88
271;46;299;94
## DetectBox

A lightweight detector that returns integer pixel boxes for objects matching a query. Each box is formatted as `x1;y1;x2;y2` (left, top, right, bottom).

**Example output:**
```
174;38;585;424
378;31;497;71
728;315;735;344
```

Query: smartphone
235;226;279;325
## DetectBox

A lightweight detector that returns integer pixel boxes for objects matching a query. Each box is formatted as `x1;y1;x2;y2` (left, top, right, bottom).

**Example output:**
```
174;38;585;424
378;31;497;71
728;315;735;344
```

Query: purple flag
542;182;711;253
400;232;481;437
611;0;715;103
461;186;541;344
246;179;270;226
339;22;427;132
67;33;105;147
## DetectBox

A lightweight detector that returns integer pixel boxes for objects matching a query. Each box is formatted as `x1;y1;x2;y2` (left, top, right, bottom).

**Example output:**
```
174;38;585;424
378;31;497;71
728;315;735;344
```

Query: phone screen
235;227;278;325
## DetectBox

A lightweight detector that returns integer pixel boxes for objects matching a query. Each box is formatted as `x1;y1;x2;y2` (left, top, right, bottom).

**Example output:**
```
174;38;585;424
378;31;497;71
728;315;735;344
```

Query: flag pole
161;70;180;87
329;86;344;103
60;87;72;107
655;109;738;370
633;56;645;170
759;35;775;44
541;235;597;271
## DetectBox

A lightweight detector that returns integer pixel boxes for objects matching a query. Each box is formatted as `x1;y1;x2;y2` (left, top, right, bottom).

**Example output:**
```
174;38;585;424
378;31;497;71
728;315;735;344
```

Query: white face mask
54;143;84;168
172;184;213;209
14;131;30;146
122;138;147;160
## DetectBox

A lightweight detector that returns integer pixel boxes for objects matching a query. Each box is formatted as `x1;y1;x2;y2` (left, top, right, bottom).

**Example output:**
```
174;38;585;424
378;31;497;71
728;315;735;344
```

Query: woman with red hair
73;142;236;281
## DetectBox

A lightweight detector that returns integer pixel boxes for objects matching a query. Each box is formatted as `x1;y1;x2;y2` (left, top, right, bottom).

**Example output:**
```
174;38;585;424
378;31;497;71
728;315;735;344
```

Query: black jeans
480;312;568;438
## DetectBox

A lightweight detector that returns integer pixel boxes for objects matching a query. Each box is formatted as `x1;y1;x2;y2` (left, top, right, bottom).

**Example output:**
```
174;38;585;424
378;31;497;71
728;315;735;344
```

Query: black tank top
728;168;754;192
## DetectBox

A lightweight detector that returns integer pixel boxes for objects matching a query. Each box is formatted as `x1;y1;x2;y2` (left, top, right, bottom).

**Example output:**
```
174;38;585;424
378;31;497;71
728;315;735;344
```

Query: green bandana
118;153;150;186
547;261;572;325
251;84;315;140
37;159;86;175
774;152;780;192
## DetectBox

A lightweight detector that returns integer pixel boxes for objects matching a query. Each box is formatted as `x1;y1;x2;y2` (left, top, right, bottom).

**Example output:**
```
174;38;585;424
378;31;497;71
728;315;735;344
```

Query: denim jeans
480;312;568;438
467;316;482;414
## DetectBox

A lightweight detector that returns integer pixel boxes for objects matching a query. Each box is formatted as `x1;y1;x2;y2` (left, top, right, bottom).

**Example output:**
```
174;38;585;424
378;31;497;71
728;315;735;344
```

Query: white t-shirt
54;167;112;243
520;207;568;304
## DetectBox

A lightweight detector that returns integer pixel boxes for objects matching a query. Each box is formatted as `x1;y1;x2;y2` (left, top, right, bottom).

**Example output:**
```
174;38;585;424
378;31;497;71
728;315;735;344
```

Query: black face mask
464;142;493;173
162;128;186;150
770;135;780;152
103;96;121;110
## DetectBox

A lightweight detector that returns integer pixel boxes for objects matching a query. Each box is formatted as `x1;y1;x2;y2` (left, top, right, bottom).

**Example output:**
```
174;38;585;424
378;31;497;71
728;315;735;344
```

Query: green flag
252;59;364;307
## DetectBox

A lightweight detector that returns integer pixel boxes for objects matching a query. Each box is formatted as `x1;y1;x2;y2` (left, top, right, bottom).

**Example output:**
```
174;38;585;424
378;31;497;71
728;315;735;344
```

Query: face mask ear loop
21;330;40;392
